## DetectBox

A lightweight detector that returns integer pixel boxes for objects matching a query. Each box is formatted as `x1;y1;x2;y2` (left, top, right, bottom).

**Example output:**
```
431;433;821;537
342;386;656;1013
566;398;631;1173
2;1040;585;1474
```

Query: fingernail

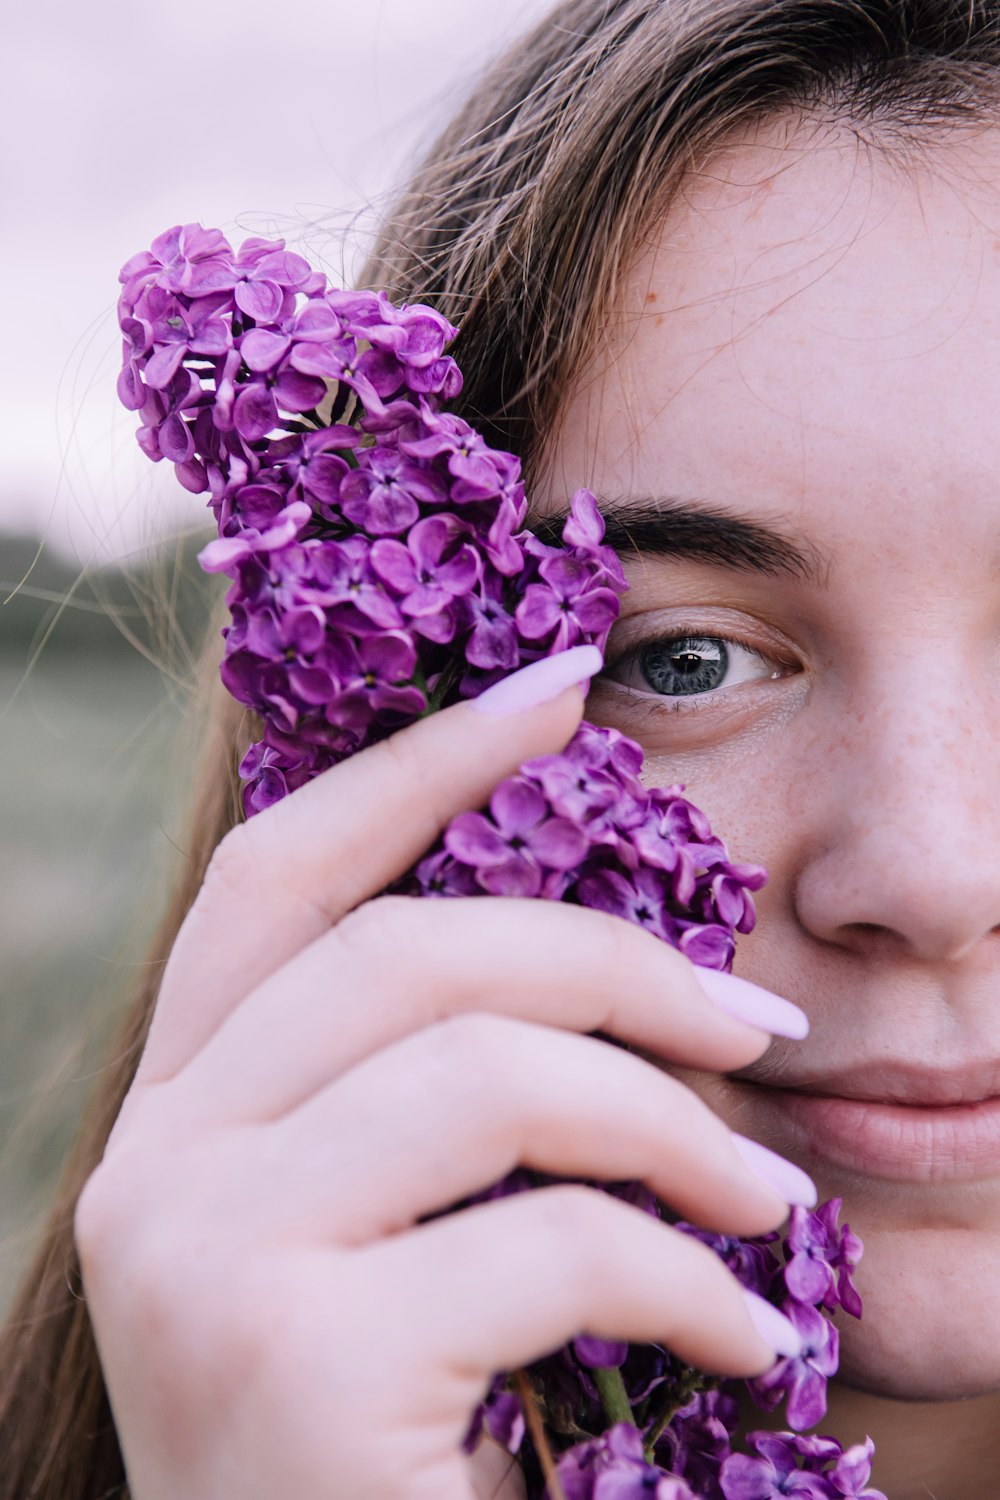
695;968;809;1040
742;1291;803;1359
732;1134;817;1208
471;645;604;716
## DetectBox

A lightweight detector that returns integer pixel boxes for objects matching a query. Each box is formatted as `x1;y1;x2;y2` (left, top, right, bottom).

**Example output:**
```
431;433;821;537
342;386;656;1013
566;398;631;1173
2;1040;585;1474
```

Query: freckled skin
540;116;1000;1494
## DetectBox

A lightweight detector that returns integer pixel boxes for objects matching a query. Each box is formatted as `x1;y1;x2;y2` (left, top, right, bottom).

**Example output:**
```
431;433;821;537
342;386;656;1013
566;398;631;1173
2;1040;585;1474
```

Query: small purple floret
556;1424;695;1500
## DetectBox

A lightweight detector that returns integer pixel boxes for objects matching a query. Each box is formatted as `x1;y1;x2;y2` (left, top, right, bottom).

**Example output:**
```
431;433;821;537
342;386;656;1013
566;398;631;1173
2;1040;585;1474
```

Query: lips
773;1061;1000;1108
736;1063;1000;1183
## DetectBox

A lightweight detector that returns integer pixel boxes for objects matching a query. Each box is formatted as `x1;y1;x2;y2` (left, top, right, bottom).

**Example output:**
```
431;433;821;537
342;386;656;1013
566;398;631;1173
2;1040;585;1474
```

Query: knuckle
74;1149;159;1266
334;893;420;959
595;902;683;977
590;905;646;982
427;1011;513;1086
566;906;681;1021
74;1159;169;1295
532;1183;612;1252
73;1165;115;1265
529;1185;640;1295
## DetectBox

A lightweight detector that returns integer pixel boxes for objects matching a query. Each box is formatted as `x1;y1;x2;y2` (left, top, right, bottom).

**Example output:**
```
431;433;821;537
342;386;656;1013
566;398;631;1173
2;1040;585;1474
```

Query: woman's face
540;115;1000;1405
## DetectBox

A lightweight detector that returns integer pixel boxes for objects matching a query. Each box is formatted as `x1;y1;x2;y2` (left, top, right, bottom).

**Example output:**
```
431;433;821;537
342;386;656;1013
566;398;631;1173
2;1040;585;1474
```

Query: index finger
139;647;600;1080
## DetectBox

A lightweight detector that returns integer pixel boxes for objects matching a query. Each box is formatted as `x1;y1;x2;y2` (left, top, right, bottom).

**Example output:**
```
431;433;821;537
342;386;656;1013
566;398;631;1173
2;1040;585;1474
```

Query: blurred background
0;0;537;1312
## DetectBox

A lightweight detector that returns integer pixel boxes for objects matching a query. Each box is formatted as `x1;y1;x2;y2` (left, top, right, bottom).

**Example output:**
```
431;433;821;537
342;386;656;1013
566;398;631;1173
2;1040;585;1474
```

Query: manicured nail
471;645;604;716
742;1291;803;1359
732;1134;817;1208
695;968;809;1040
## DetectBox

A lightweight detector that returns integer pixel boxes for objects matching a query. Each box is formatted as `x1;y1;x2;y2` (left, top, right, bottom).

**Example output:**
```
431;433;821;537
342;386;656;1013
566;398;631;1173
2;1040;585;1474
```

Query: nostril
834;921;911;959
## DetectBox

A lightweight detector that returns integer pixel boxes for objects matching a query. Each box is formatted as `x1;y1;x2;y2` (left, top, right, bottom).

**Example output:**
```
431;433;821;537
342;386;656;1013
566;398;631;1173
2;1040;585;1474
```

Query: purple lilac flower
574;1337;630;1370
784;1201;863;1319
555;1424;695;1500
827;1439;885;1500
748;1304;840;1432
464;582;521;670
118;222;235;302
370;514;479;641
462;1374;527;1456
576;866;691;946
320;631;427;735
445;779;591;899
719;1431;833;1499
340;446;446;535
401;406;521;501
516;553;621;652
657;1390;740;1500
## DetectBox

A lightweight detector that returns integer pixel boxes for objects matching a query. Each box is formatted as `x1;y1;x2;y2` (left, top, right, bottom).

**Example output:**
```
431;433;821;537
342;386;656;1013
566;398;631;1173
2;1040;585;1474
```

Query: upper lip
755;1062;1000;1107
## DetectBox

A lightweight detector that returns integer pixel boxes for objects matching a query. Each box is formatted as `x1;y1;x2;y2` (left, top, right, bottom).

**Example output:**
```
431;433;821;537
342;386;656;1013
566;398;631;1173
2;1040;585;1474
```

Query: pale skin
75;112;1000;1500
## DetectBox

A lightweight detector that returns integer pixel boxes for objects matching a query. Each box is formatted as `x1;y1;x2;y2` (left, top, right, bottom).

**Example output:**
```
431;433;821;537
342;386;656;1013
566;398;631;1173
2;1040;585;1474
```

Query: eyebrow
531;497;827;582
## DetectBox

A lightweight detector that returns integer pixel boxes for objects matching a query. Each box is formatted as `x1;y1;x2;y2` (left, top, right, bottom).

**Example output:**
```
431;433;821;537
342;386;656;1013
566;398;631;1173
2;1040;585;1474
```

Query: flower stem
513;1369;566;1500
593;1366;634;1430
420;656;462;714
641;1368;714;1463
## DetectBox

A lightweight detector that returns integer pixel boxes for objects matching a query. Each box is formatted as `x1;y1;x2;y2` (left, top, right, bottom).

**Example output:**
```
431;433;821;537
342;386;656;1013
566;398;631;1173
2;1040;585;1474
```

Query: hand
75;670;807;1500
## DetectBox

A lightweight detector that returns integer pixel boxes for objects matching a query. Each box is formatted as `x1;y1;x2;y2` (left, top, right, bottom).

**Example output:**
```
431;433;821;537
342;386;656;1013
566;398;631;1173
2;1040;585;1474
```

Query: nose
791;668;1000;964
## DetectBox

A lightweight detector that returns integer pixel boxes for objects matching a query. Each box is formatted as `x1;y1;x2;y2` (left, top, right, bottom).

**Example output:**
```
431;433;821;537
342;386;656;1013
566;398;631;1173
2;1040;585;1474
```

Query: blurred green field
0;534;214;1315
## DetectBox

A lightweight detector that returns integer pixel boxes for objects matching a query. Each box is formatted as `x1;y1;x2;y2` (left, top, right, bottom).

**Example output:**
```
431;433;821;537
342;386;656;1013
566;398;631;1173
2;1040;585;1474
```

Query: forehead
540;115;1000;551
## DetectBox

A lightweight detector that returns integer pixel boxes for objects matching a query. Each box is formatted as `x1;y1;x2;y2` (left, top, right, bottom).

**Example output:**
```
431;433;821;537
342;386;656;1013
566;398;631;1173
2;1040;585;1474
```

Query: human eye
601;623;794;707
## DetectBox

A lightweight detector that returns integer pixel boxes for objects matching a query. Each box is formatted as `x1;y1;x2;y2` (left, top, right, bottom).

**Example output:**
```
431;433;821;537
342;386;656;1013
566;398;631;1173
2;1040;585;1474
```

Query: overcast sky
2;0;538;563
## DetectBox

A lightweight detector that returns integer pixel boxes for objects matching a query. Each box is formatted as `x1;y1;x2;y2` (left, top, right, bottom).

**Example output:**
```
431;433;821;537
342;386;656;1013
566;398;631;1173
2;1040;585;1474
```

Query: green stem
641;1369;715;1463
593;1366;635;1430
420;656;462;714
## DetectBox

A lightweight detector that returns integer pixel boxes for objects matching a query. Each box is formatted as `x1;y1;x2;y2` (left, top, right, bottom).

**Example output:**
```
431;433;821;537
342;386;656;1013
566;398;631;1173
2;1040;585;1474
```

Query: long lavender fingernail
695;968;809;1040
471;645;603;716
742;1291;803;1358
732;1134;817;1208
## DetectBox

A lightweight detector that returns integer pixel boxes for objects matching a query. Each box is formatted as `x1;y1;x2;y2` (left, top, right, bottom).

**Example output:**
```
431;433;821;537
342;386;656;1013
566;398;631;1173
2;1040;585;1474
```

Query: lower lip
753;1087;1000;1183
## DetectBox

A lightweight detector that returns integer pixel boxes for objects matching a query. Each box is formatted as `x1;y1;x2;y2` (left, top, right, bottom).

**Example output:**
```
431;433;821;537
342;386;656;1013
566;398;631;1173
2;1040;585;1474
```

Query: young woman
5;2;1000;1496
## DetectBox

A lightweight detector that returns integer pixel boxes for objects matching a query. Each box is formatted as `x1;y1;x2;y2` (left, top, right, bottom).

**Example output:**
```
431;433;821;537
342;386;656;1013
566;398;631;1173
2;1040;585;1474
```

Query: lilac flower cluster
117;223;622;815
692;1201;863;1436
118;224;879;1500
470;1196;877;1500
403;723;764;970
721;1433;883;1500
556;1424;697;1498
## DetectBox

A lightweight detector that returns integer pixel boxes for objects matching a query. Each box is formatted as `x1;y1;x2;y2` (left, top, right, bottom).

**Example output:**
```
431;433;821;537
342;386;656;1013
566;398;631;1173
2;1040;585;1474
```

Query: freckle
646;291;658;303
654;314;665;328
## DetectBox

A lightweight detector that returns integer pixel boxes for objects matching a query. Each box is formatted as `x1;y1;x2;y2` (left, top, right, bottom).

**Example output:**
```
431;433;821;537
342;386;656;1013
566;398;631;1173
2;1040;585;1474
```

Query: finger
168;895;802;1125
466;1439;525;1500
140;647;598;1081
261;1014;812;1240
361;1185;797;1380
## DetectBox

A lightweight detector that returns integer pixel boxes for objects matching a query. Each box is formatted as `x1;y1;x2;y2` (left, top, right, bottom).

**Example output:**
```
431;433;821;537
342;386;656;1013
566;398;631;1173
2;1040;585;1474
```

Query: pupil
640;636;728;696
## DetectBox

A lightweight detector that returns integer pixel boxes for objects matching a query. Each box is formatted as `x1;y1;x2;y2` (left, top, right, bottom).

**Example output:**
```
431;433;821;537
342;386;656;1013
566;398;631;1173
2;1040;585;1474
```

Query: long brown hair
4;4;1000;1493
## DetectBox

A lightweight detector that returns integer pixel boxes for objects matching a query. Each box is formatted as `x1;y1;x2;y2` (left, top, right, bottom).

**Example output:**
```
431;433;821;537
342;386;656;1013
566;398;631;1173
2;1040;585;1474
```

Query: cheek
635;731;824;1022
637;737;807;903
583;679;831;991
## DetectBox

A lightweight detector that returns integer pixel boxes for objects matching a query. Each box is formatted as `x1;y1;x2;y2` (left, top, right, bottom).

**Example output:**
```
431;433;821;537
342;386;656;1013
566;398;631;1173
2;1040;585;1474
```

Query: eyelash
601;621;789;707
